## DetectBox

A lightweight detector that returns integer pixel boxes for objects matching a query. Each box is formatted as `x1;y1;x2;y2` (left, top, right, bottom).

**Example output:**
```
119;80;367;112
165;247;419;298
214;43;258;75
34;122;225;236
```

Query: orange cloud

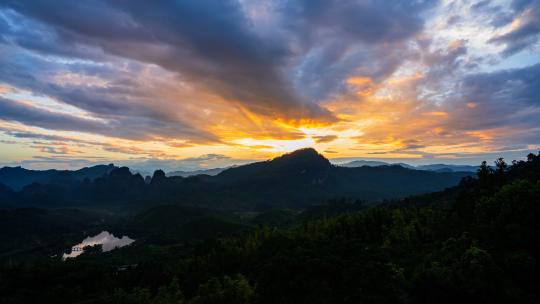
423;111;449;118
466;102;477;109
347;76;378;97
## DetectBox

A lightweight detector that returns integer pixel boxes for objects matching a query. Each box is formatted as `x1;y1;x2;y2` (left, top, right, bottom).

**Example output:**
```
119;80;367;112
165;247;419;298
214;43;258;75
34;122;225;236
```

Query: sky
0;0;539;172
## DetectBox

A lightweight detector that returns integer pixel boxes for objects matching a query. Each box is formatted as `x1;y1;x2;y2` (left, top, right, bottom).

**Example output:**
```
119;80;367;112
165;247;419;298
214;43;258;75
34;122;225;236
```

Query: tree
477;161;492;180
193;274;255;304
494;158;507;174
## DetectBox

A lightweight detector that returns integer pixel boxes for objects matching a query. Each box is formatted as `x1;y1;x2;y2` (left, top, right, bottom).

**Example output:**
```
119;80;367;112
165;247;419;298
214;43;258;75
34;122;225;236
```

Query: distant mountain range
339;160;416;169
0;156;478;191
0;164;117;190
0;148;472;211
167;167;228;177
339;160;478;172
166;160;478;176
415;164;479;172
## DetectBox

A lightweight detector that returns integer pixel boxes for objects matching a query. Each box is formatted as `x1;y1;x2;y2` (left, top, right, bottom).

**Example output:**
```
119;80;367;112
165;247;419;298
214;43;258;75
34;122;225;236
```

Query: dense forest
0;151;539;303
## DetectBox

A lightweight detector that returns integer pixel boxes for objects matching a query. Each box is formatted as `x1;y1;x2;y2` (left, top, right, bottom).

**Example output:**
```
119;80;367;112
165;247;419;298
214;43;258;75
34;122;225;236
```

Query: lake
62;231;134;260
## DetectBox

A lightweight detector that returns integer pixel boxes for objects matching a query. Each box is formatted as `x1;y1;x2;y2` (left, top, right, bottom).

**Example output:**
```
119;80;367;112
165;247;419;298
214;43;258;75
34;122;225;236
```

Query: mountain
215;148;331;182
1;153;538;303
339;160;414;169
167;167;227;177
0;182;15;205
416;164;478;172
1;148;471;211
0;164;117;190
340;160;477;172
340;160;392;167
178;148;470;209
339;159;416;169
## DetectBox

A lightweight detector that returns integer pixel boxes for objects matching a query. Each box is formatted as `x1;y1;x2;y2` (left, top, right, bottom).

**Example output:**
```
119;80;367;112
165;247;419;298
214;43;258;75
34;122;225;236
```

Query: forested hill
0;148;469;210
1;153;538;303
164;152;538;303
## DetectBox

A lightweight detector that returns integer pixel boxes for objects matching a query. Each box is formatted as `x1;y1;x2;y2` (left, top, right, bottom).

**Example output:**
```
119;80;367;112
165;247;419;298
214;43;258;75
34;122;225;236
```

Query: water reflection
63;231;134;260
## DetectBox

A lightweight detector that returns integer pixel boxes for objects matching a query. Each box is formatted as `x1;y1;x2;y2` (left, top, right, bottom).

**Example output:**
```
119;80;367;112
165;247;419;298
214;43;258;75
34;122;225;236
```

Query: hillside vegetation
1;152;538;303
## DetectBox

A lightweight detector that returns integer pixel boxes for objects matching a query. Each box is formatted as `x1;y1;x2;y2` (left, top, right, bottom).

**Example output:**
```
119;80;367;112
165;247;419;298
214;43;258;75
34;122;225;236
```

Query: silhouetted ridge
0;182;15;205
73;164;116;179
109;167;131;178
89;167;145;201
151;170;166;185
0;182;13;192
0;148;472;209
269;148;331;169
0;164;117;190
217;148;331;181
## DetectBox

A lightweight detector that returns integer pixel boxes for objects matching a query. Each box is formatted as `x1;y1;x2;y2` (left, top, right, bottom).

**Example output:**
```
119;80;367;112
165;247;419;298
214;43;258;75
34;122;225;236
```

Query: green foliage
108;275;254;304
0;208;110;262
192;274;255;304
1;151;540;303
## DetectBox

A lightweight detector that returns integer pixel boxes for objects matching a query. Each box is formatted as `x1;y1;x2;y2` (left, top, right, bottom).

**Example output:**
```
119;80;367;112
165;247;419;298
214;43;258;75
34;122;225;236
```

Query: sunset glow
1;0;539;171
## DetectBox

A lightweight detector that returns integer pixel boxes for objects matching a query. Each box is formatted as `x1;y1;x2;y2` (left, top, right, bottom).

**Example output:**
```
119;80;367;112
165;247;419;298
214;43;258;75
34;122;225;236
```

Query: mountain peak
270;148;331;168
283;147;319;157
273;147;323;159
151;169;167;184
109;167;132;178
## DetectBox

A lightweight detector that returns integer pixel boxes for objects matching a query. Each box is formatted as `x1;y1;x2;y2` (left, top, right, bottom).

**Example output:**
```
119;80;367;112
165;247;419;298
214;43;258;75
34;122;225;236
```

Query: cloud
281;0;436;102
281;0;435;44
0;0;436;147
0;0;335;124
0;0;539;165
2;127;160;159
0;97;109;133
439;62;540;136
0;48;221;143
100;144;166;157
313;135;338;143
31;144;80;155
1;151;250;173
4;155;108;170
120;154;251;173
6;131;79;142
0;0;439;129
183;154;232;162
488;0;540;56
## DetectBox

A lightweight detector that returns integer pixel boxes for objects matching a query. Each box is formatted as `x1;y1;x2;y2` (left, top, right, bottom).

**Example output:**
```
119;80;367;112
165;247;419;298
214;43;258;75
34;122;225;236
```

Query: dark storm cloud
0;96;109;133
281;0;435;44
281;0;437;102
442;63;540;134
488;0;540;56
0;96;219;142
0;45;220;143
0;0;438;125
0;42;163;118
5;131;74;142
0;0;333;122
461;62;540;108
